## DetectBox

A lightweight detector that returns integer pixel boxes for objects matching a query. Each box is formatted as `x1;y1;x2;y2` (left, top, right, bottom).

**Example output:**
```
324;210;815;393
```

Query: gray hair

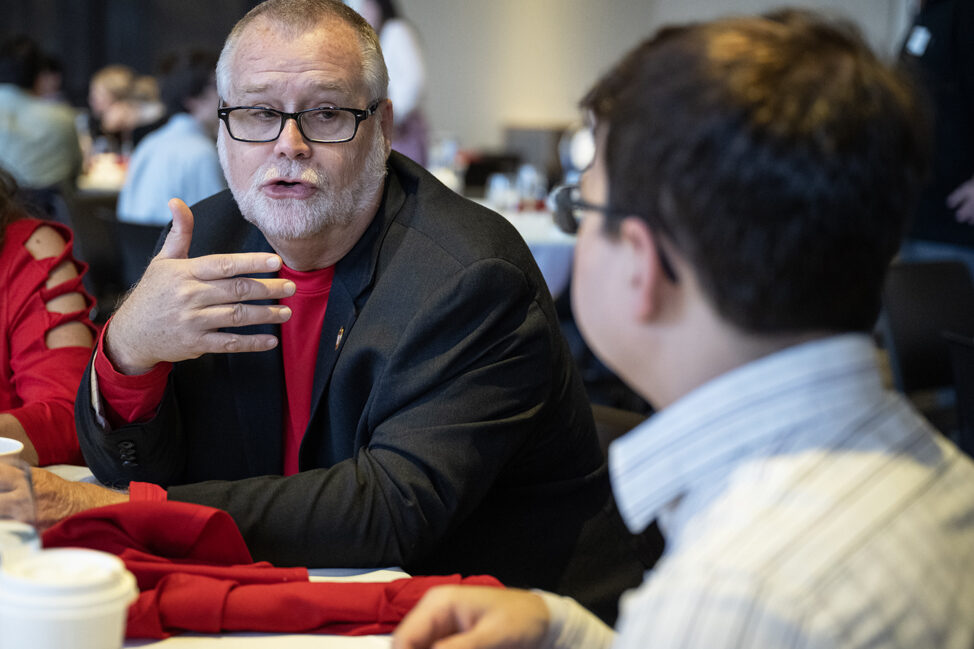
216;0;388;104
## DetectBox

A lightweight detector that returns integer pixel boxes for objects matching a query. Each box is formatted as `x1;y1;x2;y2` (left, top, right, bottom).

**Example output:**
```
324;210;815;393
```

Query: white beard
218;126;389;241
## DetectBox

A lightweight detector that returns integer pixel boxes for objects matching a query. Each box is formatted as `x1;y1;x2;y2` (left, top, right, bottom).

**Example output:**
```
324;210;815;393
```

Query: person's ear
618;217;672;322
378;99;394;150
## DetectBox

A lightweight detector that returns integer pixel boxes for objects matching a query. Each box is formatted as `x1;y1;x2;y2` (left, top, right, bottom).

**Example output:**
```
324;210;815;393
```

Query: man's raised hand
103;198;296;375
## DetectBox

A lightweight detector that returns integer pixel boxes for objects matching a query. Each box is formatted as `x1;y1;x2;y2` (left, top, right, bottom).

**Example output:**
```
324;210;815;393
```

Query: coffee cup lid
0;548;137;609
0;437;23;459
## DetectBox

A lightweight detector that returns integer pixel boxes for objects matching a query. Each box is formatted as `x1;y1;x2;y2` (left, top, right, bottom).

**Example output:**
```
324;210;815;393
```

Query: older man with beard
14;0;654;624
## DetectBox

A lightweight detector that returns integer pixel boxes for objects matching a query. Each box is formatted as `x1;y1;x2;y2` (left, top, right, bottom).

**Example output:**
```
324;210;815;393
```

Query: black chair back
879;261;974;394
944;331;974;457
113;220;164;288
58;188;125;321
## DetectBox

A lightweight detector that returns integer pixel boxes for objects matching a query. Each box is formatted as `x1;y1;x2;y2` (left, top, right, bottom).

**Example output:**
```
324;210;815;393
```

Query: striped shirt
541;334;974;649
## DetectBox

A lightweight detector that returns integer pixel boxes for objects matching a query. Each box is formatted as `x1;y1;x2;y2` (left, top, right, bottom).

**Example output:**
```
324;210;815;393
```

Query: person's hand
393;586;550;649
947;176;974;224
0;466;127;531
104;198;296;375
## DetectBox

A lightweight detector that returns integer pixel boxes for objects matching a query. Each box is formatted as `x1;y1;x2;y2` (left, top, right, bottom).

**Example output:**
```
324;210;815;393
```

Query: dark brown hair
582;10;929;334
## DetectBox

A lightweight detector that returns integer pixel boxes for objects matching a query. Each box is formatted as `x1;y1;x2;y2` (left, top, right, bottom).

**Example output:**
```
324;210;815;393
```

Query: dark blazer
77;153;655;622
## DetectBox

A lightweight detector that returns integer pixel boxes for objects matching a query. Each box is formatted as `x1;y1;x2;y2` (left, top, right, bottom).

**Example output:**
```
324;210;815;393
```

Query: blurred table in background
77;153;127;194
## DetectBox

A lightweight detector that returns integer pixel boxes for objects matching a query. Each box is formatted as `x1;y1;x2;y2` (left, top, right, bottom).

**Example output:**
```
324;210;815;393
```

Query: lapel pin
335;326;344;350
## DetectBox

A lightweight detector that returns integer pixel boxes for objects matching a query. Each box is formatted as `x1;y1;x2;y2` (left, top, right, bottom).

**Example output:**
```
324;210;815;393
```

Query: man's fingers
195;331;282;355
176;277;296;309
947;190;964;209
158;198;196;260
191;252;284;281
207;302;292;327
946;180;974;209
395;589;465;649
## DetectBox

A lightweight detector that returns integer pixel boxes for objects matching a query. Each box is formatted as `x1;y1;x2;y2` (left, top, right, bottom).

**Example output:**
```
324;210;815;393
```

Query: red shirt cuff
94;319;172;427
129;482;168;502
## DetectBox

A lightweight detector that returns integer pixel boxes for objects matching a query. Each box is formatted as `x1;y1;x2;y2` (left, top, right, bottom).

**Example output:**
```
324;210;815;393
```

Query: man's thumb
158;198;194;259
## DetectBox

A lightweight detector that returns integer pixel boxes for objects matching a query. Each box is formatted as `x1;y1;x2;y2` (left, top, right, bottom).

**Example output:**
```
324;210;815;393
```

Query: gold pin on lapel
335;326;345;350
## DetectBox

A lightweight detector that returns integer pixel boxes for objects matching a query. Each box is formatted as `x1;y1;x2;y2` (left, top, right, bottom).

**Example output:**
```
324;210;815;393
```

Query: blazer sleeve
76;354;187;487
165;256;558;568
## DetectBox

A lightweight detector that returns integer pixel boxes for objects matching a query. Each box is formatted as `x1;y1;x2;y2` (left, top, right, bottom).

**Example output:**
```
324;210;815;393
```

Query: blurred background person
0;34;82;194
0;166;95;466
84;63;137;158
33;51;66;103
117;49;225;226
83;63;164;161
898;0;974;277
347;0;429;166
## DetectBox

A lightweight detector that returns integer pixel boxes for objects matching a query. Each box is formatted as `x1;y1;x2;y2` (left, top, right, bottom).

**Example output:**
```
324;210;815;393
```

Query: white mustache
259;162;324;186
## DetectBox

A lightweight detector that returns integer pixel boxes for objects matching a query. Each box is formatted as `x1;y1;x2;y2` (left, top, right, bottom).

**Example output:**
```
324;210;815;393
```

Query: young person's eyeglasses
549;184;679;282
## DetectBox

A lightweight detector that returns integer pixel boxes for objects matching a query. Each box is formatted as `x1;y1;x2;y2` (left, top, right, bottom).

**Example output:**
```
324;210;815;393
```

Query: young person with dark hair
394;10;974;649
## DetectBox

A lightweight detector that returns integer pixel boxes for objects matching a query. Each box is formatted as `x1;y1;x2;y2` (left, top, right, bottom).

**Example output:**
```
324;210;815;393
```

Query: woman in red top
0;168;96;466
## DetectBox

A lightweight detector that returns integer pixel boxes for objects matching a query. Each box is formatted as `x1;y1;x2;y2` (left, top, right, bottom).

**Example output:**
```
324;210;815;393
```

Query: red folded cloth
42;501;503;638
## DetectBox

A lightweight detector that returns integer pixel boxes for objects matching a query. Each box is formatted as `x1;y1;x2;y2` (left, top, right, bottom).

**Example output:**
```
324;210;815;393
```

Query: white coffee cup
0;548;137;649
0;438;23;459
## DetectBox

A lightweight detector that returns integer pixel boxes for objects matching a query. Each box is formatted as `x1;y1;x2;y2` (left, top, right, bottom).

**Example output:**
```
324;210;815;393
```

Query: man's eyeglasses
550;184;679;282
218;100;382;144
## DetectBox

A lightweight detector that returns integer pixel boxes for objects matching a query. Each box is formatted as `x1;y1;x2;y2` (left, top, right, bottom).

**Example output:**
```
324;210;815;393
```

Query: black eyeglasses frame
550;184;679;283
217;100;382;144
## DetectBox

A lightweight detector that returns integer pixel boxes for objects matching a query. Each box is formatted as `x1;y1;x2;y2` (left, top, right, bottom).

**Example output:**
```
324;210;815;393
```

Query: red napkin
42;501;503;638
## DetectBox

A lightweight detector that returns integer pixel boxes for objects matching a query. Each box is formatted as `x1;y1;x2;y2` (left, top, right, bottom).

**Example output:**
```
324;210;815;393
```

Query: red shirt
0;219;96;465
279;264;334;475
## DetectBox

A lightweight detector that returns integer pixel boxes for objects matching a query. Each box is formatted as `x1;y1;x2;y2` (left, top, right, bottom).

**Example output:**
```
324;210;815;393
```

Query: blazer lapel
304;169;408;449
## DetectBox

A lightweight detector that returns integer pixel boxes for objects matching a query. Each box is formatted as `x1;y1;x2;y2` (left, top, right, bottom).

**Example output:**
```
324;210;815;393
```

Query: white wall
399;0;913;152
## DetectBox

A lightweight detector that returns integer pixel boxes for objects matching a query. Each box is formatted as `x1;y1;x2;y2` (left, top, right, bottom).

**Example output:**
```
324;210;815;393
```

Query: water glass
0;455;41;569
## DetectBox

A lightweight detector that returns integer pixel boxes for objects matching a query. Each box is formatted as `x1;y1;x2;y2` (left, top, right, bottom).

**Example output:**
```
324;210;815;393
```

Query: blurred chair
504;125;566;190
944;331;974;457
57;187;125;322
17;187;71;226
878;260;974;435
462;153;520;199
113;220;163;288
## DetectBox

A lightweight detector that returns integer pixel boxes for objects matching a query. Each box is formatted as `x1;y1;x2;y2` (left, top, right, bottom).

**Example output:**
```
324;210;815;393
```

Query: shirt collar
609;333;884;536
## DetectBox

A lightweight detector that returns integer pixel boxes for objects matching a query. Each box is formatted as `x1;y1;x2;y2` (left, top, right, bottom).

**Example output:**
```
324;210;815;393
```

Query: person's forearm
0;413;40;466
28;467;129;531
